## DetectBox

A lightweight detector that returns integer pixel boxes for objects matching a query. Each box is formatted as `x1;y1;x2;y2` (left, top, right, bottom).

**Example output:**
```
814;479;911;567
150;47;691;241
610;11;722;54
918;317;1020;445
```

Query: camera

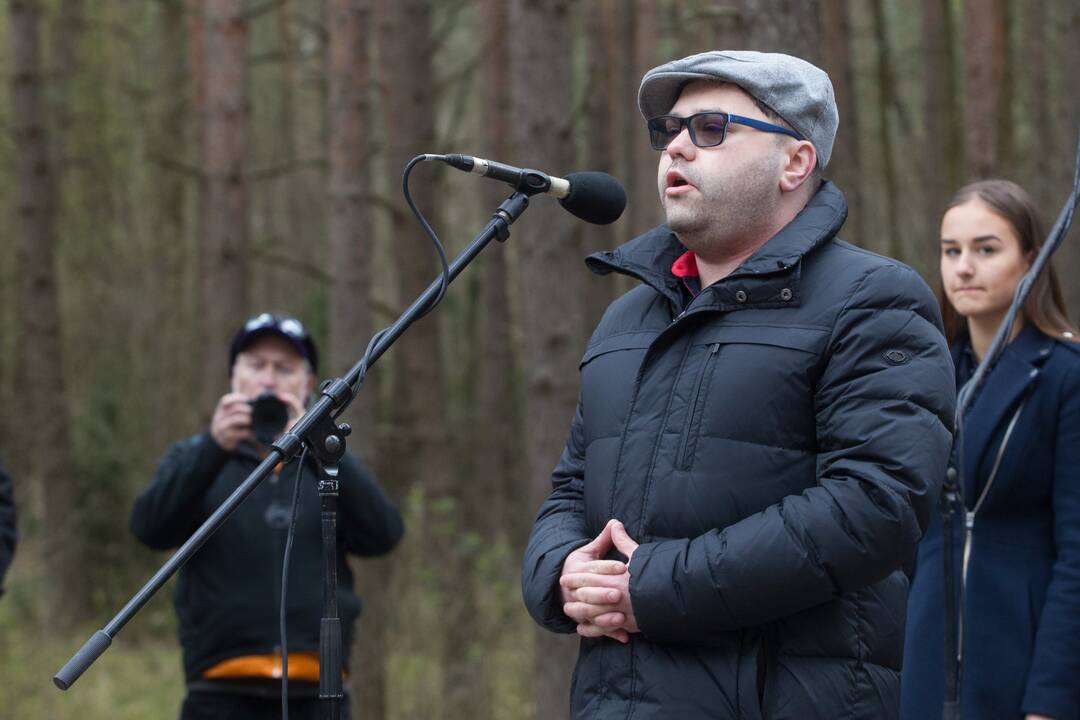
249;392;289;446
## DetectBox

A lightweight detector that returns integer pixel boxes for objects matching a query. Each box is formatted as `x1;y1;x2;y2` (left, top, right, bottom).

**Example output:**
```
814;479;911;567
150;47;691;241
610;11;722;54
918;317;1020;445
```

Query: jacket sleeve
0;462;15;591
337;451;404;557
1022;359;1080;720
129;433;230;550
521;399;592;633
628;263;956;643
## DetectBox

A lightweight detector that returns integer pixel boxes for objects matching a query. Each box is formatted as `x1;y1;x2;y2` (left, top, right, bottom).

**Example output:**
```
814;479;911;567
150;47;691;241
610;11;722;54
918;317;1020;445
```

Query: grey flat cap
639;50;838;168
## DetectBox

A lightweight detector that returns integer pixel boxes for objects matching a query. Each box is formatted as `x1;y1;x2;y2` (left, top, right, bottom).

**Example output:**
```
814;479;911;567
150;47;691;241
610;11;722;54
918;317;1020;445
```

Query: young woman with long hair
901;180;1080;720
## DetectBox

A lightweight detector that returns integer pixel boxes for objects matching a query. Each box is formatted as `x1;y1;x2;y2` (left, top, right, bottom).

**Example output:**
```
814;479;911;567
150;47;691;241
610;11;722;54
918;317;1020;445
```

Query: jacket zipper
677;343;720;470
957;399;1026;665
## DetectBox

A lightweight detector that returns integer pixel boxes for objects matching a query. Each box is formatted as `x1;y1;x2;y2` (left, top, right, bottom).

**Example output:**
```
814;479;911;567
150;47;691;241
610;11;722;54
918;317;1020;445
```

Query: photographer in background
131;312;404;720
0;461;15;597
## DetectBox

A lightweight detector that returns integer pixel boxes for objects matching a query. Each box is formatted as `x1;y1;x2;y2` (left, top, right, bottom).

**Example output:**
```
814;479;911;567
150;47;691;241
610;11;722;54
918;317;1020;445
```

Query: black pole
940;466;960;720
53;190;532;692
318;465;342;720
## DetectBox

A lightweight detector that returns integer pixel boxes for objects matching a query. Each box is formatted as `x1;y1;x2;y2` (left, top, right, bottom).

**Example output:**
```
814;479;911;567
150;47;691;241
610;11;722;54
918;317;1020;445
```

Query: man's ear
779;140;817;193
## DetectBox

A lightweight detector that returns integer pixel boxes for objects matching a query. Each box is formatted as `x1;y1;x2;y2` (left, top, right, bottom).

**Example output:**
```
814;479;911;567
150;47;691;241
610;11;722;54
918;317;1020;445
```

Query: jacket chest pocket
579;331;657;444
677;342;720;470
675;324;827;469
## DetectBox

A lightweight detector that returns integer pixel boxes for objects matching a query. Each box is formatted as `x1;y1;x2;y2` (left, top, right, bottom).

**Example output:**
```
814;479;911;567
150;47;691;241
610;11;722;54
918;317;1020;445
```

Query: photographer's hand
277;391;307;433
210;392;254;451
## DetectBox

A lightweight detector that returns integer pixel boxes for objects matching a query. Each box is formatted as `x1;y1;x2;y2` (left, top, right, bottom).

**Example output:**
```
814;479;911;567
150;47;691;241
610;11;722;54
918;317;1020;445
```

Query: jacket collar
958;325;1054;497
585;181;848;311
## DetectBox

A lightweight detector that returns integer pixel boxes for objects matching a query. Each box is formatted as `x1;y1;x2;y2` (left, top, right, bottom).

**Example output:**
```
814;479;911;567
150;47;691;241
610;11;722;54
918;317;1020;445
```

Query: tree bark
197;0;250;408
375;0;465;716
624;0;661;241
509;1;582;717
922;0;962;260
9;0;78;624
324;1;387;716
820;0;863;242
1058;0;1080;320
582;0;618;331
326;0;374;444
961;0;1007;179
743;0;822;64
146;0;196;443
869;0;900;261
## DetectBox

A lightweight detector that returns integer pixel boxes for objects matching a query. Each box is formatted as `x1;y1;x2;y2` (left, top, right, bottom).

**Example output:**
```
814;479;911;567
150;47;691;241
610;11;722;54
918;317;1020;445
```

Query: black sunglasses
647;111;803;151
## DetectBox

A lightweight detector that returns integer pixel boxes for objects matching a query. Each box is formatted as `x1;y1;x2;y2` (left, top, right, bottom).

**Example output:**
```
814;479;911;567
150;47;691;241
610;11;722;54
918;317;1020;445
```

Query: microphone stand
54;188;536;719
939;131;1080;720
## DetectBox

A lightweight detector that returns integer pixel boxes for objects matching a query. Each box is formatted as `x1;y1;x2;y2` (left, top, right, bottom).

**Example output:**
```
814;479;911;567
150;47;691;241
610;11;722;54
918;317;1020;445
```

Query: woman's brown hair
938;179;1079;345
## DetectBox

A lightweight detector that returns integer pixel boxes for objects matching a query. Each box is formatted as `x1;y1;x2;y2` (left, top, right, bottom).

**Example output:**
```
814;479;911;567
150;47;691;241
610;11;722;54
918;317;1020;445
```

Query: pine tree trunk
869;0;901;261
743;0;822;64
9;0;78;625
197;0;250;408
820;0;863;241
509;1;583;717
923;0;962;259
325;2;388;717
376;0;467;716
961;0;1006;179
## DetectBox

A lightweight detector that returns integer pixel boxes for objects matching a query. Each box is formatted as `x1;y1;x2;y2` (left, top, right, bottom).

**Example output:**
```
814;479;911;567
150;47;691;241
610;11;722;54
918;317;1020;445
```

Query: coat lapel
959;327;1052;501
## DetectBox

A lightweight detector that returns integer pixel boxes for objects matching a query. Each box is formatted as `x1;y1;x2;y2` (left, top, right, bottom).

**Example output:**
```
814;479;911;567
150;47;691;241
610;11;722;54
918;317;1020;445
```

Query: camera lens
250;392;289;446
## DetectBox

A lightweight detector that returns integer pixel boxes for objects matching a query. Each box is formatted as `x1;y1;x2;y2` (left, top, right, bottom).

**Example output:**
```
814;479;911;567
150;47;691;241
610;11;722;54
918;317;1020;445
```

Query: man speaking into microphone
521;51;955;719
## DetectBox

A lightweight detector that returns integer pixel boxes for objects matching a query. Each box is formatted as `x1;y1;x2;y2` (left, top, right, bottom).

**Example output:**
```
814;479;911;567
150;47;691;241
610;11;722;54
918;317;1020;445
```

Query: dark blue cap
228;312;318;373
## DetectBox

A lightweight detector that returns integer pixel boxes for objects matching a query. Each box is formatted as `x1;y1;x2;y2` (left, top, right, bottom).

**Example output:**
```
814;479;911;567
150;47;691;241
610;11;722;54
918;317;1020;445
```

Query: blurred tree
820;0;864;242
375;0;469;716
922;0;962;259
869;0;900;261
623;0;661;241
961;0;1007;179
146;0;198;442
323;1;387;715
582;0;619;329
9;0;79;623
743;0;822;63
197;0;250;409
509;1;582;717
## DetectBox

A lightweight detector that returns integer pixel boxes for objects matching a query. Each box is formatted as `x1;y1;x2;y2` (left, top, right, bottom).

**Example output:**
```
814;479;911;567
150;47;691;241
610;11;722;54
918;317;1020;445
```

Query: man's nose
665;126;696;160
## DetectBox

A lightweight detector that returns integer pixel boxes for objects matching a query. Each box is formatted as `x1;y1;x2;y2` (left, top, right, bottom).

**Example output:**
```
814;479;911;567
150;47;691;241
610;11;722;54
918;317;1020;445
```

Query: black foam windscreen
559;172;627;225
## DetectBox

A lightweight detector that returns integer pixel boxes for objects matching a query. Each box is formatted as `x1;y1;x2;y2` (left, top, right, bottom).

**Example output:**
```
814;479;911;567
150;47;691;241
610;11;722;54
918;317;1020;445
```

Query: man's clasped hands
559;519;641;643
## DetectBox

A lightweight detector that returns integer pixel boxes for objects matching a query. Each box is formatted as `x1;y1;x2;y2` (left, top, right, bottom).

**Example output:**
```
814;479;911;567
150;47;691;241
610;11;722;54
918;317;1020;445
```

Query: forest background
1;0;1078;718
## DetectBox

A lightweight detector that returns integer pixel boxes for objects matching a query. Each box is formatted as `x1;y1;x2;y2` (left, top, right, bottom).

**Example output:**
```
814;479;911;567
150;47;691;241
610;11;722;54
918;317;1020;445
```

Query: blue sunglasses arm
727;114;803;141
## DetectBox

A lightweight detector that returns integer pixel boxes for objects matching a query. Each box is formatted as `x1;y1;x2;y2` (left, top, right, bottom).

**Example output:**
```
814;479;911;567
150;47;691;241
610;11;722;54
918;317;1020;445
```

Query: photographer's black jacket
131;433;403;681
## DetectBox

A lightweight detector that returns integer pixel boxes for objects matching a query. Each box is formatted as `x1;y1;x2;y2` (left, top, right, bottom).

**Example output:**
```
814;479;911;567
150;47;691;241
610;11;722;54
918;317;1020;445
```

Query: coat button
780;288;793;301
735;290;748;303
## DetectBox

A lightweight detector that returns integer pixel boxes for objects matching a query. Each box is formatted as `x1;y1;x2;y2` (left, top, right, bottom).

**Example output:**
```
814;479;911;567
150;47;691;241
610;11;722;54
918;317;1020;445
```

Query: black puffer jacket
522;183;955;720
131;433;403;681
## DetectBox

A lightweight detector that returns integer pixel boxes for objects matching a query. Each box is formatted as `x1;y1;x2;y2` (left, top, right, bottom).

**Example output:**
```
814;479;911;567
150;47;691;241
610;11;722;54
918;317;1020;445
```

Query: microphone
431;154;627;225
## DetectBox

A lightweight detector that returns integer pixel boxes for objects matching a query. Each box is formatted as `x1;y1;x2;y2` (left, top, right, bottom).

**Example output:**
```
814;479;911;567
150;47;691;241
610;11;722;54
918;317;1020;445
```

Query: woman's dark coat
522;183;956;719
902;327;1080;720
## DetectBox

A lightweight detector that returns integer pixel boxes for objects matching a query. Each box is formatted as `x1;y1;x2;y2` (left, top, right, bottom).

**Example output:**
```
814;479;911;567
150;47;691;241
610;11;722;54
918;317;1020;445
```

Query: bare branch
147;152;204;180
243;0;289;23
286;8;327;42
247;156;326;182
250;245;331;282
